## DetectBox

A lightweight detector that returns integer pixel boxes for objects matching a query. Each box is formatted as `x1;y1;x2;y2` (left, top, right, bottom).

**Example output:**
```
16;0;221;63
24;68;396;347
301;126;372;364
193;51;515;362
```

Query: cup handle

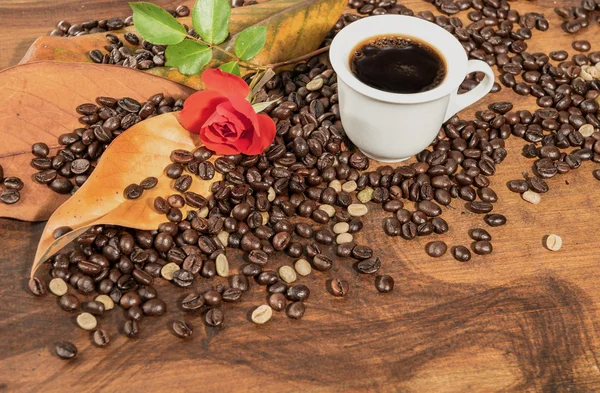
444;60;495;122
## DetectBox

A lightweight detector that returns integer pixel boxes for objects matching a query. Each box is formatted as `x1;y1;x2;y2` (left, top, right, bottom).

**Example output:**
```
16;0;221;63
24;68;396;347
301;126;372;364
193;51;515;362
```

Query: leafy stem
267;46;330;70
185;34;266;70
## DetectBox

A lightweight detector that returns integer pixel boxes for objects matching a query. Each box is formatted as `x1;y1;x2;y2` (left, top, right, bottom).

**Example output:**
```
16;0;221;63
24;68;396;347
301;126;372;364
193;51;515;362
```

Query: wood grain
2;1;600;392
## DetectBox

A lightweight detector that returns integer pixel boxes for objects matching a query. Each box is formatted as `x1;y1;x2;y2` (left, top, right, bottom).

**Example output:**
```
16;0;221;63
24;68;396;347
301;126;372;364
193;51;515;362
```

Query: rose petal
179;90;228;134
227;95;261;134
202;68;251;100
199;133;241;155
213;101;252;142
242;113;277;155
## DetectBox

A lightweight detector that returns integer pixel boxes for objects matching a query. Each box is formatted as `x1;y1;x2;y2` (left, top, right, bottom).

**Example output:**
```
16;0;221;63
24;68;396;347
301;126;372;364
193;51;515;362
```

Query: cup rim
329;15;468;104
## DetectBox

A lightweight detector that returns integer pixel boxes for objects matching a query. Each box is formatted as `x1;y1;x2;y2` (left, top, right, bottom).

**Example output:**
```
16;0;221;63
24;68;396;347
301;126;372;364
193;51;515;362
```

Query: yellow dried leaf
32;112;222;276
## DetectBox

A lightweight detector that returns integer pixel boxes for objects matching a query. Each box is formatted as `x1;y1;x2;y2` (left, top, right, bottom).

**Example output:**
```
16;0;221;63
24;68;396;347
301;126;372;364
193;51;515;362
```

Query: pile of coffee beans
48;0;257;72
555;0;600;34
49;5;190;37
30;94;183;196
0;165;23;205
28;0;600;360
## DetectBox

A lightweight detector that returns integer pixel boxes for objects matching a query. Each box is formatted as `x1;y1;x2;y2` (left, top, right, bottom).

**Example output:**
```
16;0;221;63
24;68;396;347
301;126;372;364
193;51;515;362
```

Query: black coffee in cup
350;35;446;94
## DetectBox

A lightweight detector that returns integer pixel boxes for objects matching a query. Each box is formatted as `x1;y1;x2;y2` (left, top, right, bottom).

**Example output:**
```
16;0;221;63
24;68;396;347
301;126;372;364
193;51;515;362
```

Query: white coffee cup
330;15;495;162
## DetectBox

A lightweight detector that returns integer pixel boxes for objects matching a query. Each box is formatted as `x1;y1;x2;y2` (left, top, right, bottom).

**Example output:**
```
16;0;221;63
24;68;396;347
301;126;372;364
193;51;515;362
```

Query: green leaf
234;26;267;61
130;2;187;45
252;98;281;113
165;40;213;75
192;0;231;45
219;61;241;76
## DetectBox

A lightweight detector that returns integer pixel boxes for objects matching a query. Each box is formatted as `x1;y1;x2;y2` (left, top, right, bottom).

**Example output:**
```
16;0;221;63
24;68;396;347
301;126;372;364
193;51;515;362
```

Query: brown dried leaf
20;0;347;88
0;61;194;221
32;112;221;276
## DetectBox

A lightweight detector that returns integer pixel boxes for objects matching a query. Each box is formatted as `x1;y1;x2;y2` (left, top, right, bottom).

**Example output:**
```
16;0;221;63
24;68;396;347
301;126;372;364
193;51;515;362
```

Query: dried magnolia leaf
0;62;194;222
32;112;221;276
20;0;346;88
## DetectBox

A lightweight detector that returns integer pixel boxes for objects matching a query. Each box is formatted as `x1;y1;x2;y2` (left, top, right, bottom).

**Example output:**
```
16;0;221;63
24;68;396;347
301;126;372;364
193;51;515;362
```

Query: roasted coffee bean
312;254;333;271
484;214;507;227
507;179;529;193
205;308;224;326
383;217;401;236
452;246;471;262
173;320;193;338
466;201;493;214
4;177;24;190
90;329;111;348
328;278;349;297
142;298;166;316
287;284;310;301
59;294;79;311
124;184;143;199
203;290;222;307
140;177;158;189
470;228;492;241
356;257;381;274
529;177;549;193
425;241;447;258
268;293;287;311
123;320;139;338
55;341;77;359
166;163;184;179
573;40;591;52
222;288;243;302
172;269;194;287
0;189;20;205
286;301;305;319
181;292;205;310
28;277;46;296
82;301;105;316
473;240;493;255
375;275;394;293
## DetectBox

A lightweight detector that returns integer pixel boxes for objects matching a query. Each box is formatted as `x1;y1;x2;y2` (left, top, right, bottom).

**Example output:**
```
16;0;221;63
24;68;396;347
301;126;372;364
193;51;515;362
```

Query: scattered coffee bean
470;228;491;241
268;293;287;311
173;320;193;338
181;293;205;311
356;257;381;274
545;234;562;251
374;275;394;293
205;308;224;327
473;241;493;255
294;259;312;276
328;278;349;297
124;320;139;338
425;241;447;258
55;341;77;359
278;265;297;283
28;277;46;296
522;190;541;204
452;246;471;262
59;294;79;311
93;329;111;347
484;214;507;227
251;304;273;324
286;301;305;319
76;312;97;330
95;294;114;310
573;40;591;52
49;278;68;296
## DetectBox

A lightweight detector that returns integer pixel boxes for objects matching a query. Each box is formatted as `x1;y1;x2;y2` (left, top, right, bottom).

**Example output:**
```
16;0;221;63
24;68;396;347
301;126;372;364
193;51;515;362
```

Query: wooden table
2;0;600;392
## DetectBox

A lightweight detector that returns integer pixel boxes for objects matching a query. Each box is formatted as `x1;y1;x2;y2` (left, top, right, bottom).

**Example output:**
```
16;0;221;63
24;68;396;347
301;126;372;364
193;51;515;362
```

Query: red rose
179;68;276;155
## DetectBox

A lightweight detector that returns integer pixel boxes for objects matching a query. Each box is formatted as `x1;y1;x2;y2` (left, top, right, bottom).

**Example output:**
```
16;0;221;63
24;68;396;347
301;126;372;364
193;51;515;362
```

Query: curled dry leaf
0;61;194;222
20;0;347;88
32;112;222;277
